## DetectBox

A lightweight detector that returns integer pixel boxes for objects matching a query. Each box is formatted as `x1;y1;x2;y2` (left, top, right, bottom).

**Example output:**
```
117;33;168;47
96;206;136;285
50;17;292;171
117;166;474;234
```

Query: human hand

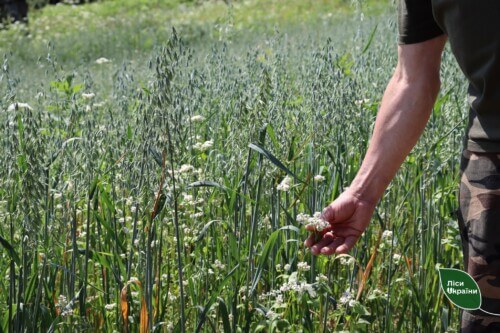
304;190;377;255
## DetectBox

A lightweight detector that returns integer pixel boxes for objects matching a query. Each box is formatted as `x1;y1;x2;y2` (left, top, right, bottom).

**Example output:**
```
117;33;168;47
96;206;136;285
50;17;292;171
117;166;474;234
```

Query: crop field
0;0;469;332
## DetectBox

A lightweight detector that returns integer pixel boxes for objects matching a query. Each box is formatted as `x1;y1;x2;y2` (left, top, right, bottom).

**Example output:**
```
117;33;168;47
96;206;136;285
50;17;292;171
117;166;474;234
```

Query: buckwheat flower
306;212;330;232
296;213;309;223
266;310;278;319
190;212;204;219
190;115;205;122
297;261;310;271
315;274;328;283
314;175;326;183
58;295;67;306
340;256;355;266
382;230;393;241
82;92;95;99
392;253;402;264
95;57;111;64
275;263;282;271
339;290;353;305
179;164;194;173
284;264;291;271
61;308;74;317
7;102;32;112
201;140;213;150
214;259;225;270
105;303;117;311
277;175;292;192
182;193;194;202
301;283;317;298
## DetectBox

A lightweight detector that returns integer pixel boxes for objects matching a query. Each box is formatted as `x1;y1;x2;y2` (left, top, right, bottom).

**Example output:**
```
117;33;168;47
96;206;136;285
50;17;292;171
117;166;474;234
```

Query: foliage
0;0;465;331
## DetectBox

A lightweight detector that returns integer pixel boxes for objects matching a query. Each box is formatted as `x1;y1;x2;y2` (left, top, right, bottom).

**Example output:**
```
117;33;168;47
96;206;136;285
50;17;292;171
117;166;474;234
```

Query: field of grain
0;1;468;331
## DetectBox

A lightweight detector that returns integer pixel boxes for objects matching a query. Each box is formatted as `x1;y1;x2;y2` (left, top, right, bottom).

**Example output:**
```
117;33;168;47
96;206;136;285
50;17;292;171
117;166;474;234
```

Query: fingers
305;224;317;232
310;232;335;256
319;236;345;255
305;233;359;256
334;235;359;254
303;229;330;247
303;233;317;248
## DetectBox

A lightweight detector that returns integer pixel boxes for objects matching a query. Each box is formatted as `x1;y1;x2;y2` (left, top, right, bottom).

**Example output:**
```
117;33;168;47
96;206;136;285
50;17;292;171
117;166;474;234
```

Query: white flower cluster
82;92;95;99
315;274;328;283
193;140;214;152
367;288;388;301
313;174;326;183
276;175;292;192
382;230;393;240
392;253;402;265
57;294;74;317
105;303;117;311
214;259;225;270
339;256;356;266
297;261;310;272
339;290;354;306
190;115;205;123
178;164;195;173
296;212;330;232
380;229;397;250
95;57;111;64
266;310;279;319
279;272;317;298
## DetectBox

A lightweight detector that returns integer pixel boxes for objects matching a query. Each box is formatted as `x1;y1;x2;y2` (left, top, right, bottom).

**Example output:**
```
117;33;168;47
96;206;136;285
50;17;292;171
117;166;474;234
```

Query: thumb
321;195;356;224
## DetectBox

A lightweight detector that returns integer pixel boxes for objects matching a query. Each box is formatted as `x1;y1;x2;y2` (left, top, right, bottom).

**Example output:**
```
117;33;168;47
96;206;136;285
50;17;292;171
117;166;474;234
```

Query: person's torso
432;1;500;150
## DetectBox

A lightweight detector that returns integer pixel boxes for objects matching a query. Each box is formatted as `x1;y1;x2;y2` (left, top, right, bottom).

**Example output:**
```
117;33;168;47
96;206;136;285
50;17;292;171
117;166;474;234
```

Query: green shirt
398;0;500;152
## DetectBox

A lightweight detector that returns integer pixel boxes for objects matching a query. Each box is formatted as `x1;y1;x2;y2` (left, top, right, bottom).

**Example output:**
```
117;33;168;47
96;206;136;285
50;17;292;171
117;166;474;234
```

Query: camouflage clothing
458;149;500;332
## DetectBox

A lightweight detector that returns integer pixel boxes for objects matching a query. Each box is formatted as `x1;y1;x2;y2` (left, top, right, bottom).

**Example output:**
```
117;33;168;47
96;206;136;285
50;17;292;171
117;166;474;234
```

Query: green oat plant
0;3;468;332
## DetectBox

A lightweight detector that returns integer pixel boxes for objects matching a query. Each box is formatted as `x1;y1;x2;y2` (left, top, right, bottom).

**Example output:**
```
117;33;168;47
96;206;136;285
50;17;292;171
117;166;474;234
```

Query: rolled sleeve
398;0;444;45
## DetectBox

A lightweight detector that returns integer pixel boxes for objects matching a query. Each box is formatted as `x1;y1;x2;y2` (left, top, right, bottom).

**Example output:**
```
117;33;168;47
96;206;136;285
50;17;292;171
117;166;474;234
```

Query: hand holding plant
303;190;377;256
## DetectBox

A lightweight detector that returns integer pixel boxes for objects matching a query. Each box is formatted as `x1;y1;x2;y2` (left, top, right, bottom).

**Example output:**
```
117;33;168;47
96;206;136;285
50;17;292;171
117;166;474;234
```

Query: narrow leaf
249;143;302;182
0;234;20;265
362;24;378;54
188;181;228;191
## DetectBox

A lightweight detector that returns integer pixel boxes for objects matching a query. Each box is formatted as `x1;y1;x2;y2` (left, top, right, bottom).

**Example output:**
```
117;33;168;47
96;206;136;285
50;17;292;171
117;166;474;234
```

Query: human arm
304;35;448;255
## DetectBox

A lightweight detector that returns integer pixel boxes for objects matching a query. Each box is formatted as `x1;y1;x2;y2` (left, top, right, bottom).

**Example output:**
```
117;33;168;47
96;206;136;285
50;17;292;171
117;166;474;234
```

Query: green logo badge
438;268;481;310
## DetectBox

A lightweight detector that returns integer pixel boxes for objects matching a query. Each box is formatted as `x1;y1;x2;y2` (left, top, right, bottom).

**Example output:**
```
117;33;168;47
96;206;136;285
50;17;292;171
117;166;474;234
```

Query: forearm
348;68;441;205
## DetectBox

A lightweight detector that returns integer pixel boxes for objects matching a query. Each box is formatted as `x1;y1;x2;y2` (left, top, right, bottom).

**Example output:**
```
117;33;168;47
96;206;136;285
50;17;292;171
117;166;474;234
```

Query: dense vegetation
0;0;467;331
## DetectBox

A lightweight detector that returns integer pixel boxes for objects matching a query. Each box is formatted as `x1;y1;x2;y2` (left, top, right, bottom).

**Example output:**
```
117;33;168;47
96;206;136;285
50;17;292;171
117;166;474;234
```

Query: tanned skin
304;35;448;256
